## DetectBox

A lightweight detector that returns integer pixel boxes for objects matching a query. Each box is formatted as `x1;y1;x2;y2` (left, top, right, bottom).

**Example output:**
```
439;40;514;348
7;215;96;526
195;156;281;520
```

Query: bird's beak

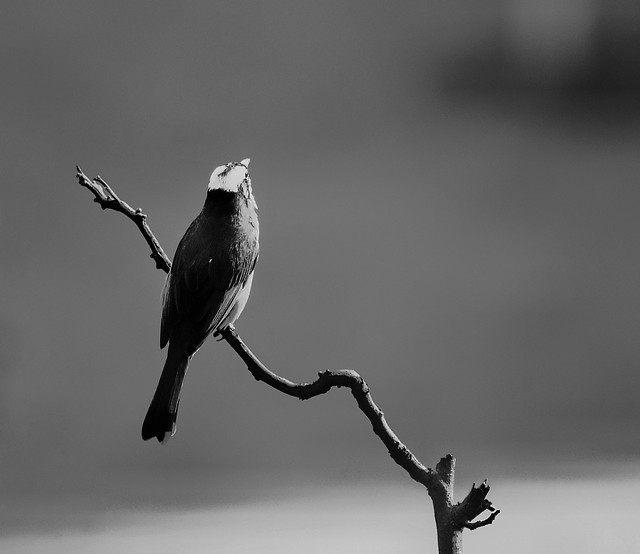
241;158;251;167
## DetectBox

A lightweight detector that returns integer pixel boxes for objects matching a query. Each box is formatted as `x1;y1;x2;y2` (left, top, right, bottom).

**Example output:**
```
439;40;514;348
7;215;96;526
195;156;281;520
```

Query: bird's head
208;158;256;208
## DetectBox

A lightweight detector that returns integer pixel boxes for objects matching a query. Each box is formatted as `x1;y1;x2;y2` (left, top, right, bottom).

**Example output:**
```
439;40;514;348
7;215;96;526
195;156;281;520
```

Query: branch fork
453;480;500;531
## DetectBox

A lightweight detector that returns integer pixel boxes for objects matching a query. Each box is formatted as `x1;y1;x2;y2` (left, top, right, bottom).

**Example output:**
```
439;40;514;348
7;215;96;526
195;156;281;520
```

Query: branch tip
450;478;499;532
76;166;172;274
463;509;500;530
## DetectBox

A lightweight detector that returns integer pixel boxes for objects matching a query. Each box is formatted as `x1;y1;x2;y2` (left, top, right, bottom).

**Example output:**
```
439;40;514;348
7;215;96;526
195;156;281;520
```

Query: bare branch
451;480;500;531
76;166;172;273
76;166;499;553
463;509;500;531
220;326;436;487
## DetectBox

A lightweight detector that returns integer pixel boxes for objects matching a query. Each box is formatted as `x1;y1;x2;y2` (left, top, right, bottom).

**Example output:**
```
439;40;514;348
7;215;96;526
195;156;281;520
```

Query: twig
76;166;499;553
76;166;171;273
452;480;501;531
463;509;500;531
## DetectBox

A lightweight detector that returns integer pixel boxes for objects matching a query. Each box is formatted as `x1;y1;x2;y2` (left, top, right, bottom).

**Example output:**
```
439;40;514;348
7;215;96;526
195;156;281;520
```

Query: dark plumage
142;161;259;443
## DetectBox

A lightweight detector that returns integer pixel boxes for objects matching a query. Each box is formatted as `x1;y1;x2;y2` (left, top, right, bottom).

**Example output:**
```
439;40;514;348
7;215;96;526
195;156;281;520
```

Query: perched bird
142;159;259;443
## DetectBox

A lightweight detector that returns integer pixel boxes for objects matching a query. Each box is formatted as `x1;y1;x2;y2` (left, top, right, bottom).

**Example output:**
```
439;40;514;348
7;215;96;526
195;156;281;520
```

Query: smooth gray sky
2;1;640;551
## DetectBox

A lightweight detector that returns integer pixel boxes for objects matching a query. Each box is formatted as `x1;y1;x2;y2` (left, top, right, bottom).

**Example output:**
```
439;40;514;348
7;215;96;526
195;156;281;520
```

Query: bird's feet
214;325;235;341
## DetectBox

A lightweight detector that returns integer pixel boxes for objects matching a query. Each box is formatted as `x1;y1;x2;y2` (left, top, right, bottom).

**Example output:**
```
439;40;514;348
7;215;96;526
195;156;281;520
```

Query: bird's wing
160;220;258;351
160;275;172;348
201;240;259;338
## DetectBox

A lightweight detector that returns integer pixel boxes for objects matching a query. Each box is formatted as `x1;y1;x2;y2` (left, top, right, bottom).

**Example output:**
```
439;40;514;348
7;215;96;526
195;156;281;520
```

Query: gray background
2;2;639;552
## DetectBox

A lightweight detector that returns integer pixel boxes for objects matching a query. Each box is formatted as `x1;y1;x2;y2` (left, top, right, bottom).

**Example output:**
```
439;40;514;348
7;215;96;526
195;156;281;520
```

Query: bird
142;158;259;443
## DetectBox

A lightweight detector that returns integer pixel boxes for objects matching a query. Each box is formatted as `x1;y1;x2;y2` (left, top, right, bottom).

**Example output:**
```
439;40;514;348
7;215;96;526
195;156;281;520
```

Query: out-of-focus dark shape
439;1;640;116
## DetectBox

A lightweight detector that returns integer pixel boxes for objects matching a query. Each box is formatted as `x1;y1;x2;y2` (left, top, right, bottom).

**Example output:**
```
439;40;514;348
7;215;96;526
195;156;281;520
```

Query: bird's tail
142;343;190;443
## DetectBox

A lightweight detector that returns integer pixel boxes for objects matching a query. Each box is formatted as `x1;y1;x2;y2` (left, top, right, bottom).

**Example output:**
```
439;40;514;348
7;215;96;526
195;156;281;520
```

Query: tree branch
453;480;501;531
220;327;435;487
76;166;172;273
76;166;499;553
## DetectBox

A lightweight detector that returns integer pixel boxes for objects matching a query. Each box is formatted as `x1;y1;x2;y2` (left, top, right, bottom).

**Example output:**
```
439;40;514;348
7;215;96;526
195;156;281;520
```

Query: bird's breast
200;190;258;248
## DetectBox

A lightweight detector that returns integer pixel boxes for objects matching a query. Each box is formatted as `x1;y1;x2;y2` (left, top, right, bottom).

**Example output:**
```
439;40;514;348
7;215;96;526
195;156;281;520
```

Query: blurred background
1;1;640;552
